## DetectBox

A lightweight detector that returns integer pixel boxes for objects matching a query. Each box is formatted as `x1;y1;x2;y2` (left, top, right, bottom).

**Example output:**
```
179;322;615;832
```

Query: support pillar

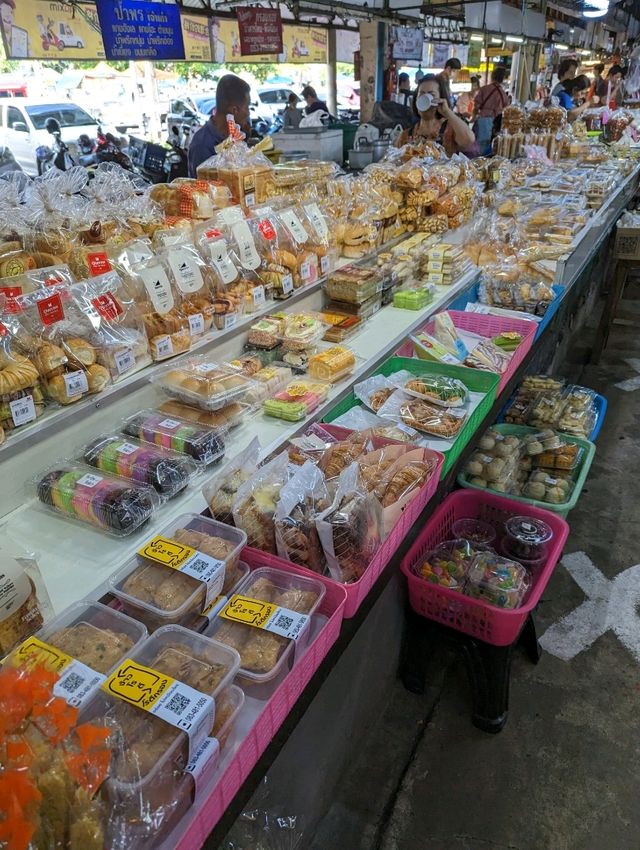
327;27;337;117
358;20;387;122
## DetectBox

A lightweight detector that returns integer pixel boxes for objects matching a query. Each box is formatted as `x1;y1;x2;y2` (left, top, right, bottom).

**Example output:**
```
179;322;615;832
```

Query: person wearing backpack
472;66;509;155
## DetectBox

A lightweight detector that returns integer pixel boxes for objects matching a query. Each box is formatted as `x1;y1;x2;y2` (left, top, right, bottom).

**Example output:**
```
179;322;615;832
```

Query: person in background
437;57;462;108
301;85;330;116
551;58;579;98
188;73;251;178
596;64;623;105
589;63;605;98
396;72;413;107
283;92;302;128
415;69;425;86
472;66;509;154
558;74;597;122
397;74;475;156
456;75;480;120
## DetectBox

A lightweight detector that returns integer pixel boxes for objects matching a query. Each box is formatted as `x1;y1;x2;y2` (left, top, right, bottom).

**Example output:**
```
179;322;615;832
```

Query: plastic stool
400;608;541;733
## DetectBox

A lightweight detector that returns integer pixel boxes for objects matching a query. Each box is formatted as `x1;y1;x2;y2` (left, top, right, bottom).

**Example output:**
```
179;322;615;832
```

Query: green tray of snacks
457;423;595;518
323;356;499;474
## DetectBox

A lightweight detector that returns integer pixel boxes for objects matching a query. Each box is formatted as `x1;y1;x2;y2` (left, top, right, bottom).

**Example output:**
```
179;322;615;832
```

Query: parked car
0;99;99;175
253;86;296;123
165;93;217;136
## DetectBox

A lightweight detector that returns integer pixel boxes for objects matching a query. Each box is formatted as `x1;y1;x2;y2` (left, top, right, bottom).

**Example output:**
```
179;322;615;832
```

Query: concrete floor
308;316;640;850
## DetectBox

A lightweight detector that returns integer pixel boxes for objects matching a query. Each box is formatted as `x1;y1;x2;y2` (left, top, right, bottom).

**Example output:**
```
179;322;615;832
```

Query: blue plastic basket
497;390;607;442
447;282;564;341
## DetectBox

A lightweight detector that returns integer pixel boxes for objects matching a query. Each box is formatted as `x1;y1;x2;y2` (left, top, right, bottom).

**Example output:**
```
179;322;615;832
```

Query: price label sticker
103;660;215;758
252;286;265;306
300;261;311;281
320;255;330;275
244;192;256;207
10;395;36;427
116;441;138;455
138;534;225;606
11;636;105;708
281;275;294;295
224;313;237;330
304;202;329;239
189;313;205;336
156;336;173;358
158;418;181;430
64;370;89;398
115;348;135;375
77;473;103;488
219;594;310;640
280;210;309;244
185;736;221;790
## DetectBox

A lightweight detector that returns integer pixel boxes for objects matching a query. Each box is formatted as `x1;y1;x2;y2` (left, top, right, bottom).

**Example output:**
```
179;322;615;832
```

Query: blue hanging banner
96;0;185;60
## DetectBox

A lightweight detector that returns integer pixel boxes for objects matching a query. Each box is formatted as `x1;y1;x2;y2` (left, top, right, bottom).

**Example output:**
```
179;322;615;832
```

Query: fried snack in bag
233;451;289;554
203;436;261;525
275;460;330;573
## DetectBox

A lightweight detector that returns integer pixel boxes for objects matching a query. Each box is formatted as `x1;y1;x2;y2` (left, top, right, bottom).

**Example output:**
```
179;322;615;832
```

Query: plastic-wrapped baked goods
122;409;225;466
243;364;293;404
324;265;382;305
307;345;356;382
0;549;46;655
275;461;330;573
153;358;257;411
0;339;44;434
82;434;198;499
318;437;368;479
523;470;573;504
395;372;468;407
263;379;330;421
279;313;327;352
158;398;245;430
206;567;324;682
35;463;160;536
109;514;246;630
233;452;289;553
203;438;261;526
379;390;467;439
354;373;396;412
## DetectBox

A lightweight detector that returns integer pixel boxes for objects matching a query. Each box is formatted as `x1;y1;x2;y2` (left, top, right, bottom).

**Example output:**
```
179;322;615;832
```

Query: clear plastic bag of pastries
124;253;192;361
194;223;247;327
294;192;333;278
158;240;220;337
9;284;111;406
0;312;45;437
273;203;321;287
68;270;152;382
245;205;298;300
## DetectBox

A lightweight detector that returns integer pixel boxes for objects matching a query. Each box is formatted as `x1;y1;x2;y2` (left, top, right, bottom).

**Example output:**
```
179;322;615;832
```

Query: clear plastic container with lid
6;600;147;677
502;515;553;570
278;312;329;352
121;409;226;466
307;346;357;383
324;265;383;304
35;462;160;537
81;433;199;499
465;551;530;609
451;518;497;548
152;357;258;411
109;513;247;632
412;538;481;590
263;379;330;421
205;566;326;684
212;683;245;749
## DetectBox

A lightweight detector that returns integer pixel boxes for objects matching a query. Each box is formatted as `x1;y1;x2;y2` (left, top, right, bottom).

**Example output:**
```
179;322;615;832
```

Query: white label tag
115;348;135;375
280;210;309;244
264;605;310;639
320;255;330;275
116;441;139;455
63;370;88;397
53;659;106;709
232;220;261;270
300;261;311;281
189;313;205;336
304;202;329;239
252;285;266;306
224;314;237;329
77;473;103;488
158;417;181;430
245;192;256;207
179;550;225;607
150;680;215;758
125;240;154;267
168;246;205;294
281;275;294;295
140;265;174;314
156;336;173;358
466;303;491;314
185;735;221;790
10;395;36;427
208;240;238;285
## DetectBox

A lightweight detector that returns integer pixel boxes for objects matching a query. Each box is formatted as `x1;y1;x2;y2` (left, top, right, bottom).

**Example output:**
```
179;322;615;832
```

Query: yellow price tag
103;659;174;711
219;594;278;629
138;535;196;570
10;635;72;673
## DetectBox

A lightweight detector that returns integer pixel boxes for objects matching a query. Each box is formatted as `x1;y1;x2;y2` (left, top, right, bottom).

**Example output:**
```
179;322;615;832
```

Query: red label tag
258;220;276;241
91;292;123;321
37;293;64;326
0;285;21;298
205;228;222;240
87;252;112;277
44;275;63;287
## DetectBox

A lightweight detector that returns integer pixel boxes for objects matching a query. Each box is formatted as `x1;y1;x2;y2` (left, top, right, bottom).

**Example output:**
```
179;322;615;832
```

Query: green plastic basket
323;356;499;475
457;423;596;518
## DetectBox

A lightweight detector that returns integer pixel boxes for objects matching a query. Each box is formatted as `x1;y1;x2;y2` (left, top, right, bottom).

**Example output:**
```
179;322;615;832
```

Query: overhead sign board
1;0;105;60
236;7;283;56
390;26;424;61
96;0;185;60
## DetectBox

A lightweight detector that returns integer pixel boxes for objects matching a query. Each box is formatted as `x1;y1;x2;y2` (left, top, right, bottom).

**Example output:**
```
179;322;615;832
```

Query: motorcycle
164;125;188;182
77;134;97;169
95;128;135;172
36;117;75;174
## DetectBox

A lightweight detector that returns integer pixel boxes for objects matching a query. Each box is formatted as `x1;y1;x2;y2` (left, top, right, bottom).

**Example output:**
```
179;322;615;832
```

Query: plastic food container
451;518;497;548
411;539;481;590
307;346;356;383
35;463;160;537
502;515;553;570
157;398;247;431
246;318;282;350
522;470;573;505
263;380;330;421
205;567;326;684
320;312;364;342
393;286;434;310
7;600;147;677
152;359;257;412
324;296;382;321
122;409;226;466
244;364;293;404
324;266;383;304
279;313;328;352
109;513;247;631
212;683;245;749
397;373;468;408
82;433;199;499
465;551;530;609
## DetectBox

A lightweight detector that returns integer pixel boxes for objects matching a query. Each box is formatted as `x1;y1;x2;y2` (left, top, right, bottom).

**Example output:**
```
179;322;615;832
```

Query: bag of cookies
0;537;53;655
316;462;384;584
0;313;46;436
159;241;219;337
203;436;261;525
211;207;272;313
378;389;467;441
246;205;297;300
331;405;421;444
275;460;330;573
295;197;333;278
233;450;289;554
273;205;320;287
195;223;246;328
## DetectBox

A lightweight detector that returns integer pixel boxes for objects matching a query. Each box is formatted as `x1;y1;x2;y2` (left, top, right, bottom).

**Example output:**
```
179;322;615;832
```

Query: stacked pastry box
1;509;347;848
396;309;537;392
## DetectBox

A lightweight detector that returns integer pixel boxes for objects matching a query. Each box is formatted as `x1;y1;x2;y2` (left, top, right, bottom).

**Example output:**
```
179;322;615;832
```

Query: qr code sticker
188;557;210;577
61;671;84;694
272;613;294;632
166;692;191;716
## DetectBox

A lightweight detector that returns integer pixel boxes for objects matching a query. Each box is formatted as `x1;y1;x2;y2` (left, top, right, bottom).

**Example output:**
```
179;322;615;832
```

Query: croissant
32;343;67;379
64;337;96;368
87;364;110;394
0;358;39;395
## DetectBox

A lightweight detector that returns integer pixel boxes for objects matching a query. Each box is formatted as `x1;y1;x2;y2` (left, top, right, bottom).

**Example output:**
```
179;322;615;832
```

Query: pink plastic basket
252;436;444;618
395;310;537;393
400;490;569;646
173;555;347;850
